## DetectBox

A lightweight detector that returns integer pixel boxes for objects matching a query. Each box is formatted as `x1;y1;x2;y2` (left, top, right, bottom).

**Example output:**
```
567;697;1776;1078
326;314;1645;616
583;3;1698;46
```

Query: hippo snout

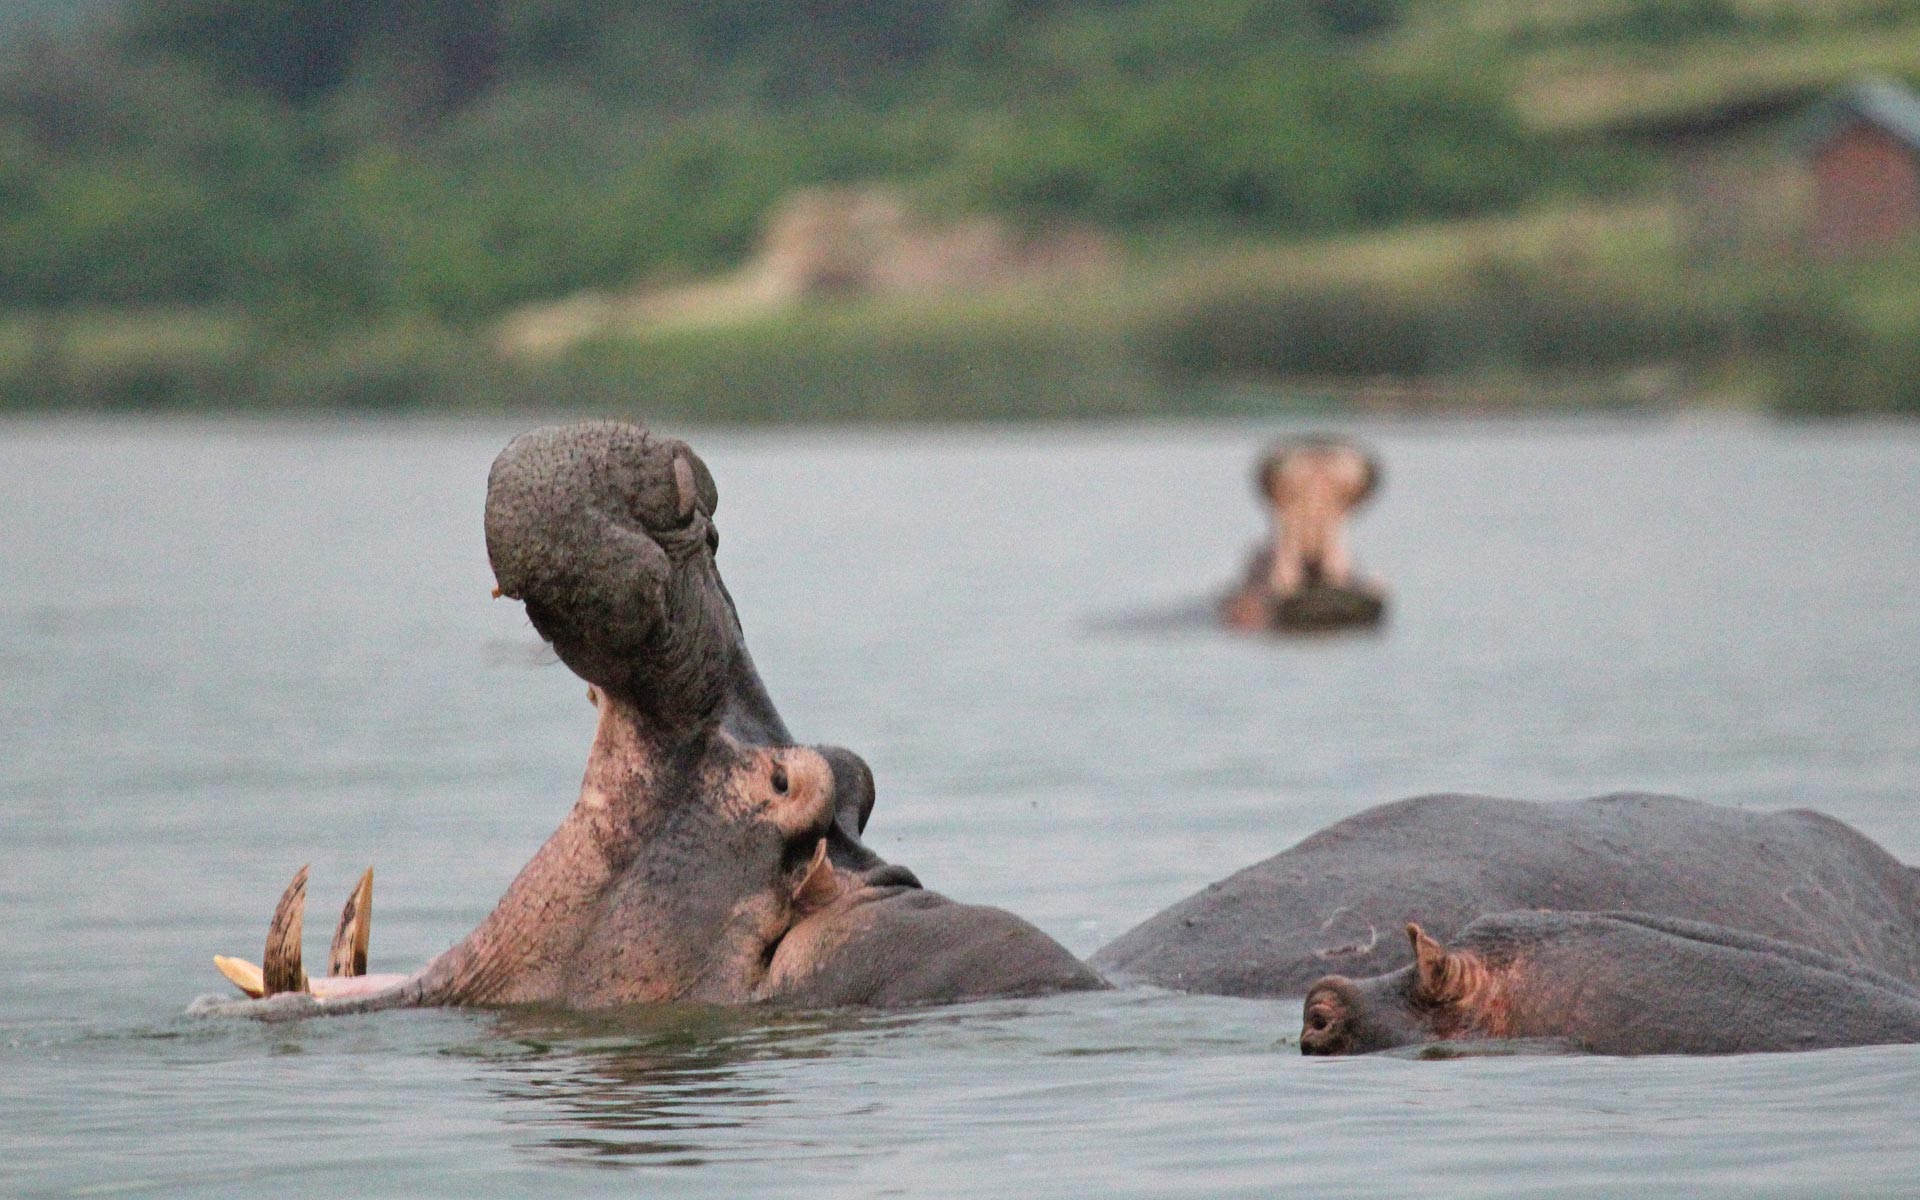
860;863;923;890
1300;977;1362;1055
817;745;876;834
814;744;898;876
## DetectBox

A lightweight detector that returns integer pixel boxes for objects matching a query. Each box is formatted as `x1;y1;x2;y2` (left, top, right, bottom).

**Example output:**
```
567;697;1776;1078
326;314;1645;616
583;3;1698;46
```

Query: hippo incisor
1220;435;1386;632
199;421;1100;1017
1301;914;1920;1057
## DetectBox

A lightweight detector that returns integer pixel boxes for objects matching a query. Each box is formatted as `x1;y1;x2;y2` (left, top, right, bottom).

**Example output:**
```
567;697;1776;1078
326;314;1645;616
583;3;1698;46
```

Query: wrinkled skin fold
197;421;1100;1018
1301;913;1920;1057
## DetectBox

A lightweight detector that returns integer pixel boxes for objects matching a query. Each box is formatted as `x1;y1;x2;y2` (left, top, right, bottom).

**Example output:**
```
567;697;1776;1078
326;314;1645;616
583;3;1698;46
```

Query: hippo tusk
261;865;310;997
213;954;266;998
328;868;373;978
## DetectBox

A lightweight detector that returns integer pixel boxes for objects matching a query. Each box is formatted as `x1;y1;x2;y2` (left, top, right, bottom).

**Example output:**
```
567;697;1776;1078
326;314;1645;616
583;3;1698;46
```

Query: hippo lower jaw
761;882;1107;1008
205;863;431;1013
202;861;1100;1017
198;713;1092;1015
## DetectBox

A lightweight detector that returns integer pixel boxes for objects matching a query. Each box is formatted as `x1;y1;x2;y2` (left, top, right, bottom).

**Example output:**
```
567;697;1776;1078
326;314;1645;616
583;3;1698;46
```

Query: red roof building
1796;78;1920;258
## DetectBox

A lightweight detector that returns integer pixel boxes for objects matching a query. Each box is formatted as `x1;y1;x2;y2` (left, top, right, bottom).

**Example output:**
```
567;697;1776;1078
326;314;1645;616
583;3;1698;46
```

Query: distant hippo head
202;421;1097;1016
1299;913;1920;1057
1220;434;1386;632
1299;924;1495;1056
1256;435;1378;514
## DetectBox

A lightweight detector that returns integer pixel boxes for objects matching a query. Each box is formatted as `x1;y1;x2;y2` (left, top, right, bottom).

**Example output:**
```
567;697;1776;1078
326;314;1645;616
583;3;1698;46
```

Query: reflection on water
4;417;1920;1197
462;991;1289;1174
473;1006;881;1167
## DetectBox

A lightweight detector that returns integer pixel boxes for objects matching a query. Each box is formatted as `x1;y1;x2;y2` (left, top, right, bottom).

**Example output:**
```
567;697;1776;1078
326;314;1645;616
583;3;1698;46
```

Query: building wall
1672;139;1808;262
1809;123;1920;257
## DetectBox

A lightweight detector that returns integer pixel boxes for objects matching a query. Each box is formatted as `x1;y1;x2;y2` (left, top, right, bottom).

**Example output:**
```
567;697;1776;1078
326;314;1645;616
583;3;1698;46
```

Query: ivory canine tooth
213;954;265;998
328;868;373;978
262;865;310;996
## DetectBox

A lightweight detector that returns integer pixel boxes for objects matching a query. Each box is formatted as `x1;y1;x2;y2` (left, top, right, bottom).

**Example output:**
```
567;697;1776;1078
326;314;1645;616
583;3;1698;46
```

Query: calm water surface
3;416;1918;1197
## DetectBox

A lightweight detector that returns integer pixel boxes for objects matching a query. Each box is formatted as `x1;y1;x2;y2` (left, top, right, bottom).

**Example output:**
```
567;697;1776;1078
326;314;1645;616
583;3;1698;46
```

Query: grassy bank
5;202;1919;420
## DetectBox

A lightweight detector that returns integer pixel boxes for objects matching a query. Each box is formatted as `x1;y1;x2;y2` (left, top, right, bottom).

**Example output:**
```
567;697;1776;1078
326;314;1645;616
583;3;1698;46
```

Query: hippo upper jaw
486;422;739;732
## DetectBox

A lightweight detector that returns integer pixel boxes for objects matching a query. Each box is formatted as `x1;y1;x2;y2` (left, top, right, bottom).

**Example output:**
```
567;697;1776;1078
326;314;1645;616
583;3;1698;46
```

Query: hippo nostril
672;453;699;524
771;763;789;796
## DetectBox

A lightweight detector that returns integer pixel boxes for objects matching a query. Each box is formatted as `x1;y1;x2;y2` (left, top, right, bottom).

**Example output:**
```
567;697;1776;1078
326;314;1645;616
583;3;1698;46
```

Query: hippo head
463;695;879;1006
206;421;1095;1014
1299;924;1497;1056
480;421;888;873
1220;434;1386;632
1255;435;1379;512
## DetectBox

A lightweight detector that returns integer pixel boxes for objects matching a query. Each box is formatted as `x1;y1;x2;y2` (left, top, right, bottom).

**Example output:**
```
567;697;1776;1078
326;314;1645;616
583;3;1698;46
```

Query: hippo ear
791;839;841;913
1255;450;1282;502
1407;923;1473;1005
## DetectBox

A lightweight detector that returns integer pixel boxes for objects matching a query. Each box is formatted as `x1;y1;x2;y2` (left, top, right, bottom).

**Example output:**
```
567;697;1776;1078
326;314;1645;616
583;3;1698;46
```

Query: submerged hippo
200;421;1101;1016
1092;792;1920;998
1219;435;1386;633
1300;913;1920;1057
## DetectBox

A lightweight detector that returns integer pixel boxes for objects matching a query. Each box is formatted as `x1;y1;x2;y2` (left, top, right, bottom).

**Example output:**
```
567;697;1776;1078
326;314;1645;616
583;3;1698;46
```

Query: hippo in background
199;421;1101;1018
1219;435;1386;633
1091;792;1920;998
1300;914;1920;1057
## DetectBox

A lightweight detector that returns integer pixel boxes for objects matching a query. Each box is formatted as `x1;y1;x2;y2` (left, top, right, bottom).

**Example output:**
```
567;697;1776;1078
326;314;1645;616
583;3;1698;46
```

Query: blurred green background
5;0;1920;420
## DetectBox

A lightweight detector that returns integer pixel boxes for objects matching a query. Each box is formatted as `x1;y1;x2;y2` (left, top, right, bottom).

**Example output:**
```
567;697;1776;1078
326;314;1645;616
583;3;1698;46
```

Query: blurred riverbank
9;1;1920;422
8;196;1919;421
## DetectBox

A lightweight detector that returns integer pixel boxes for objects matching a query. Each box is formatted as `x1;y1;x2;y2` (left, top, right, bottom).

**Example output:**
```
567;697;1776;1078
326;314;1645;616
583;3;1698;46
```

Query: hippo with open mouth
1218;435;1387;633
198;421;1102;1017
1300;913;1920;1057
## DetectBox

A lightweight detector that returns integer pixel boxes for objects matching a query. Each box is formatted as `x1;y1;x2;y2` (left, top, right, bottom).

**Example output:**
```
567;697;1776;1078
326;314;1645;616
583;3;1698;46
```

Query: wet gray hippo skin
1301;913;1920;1056
1091;792;1920;998
201;421;1099;1017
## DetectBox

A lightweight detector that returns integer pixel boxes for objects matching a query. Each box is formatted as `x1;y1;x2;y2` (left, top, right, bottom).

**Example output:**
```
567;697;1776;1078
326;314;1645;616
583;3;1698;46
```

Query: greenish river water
4;416;1918;1197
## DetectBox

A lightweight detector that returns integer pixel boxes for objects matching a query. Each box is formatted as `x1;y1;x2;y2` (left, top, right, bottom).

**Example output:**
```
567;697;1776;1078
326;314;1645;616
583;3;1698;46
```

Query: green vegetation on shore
4;0;1920;418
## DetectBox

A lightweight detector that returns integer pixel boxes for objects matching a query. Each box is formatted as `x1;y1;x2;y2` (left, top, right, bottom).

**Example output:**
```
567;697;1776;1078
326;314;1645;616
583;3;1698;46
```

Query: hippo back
1462;911;1920;1055
1091;793;1920;997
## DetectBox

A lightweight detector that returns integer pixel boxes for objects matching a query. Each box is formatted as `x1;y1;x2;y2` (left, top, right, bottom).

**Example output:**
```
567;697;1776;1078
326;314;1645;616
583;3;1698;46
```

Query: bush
0;308;252;409
541;300;1159;422
1143;260;1736;385
1145;281;1439;380
1772;321;1920;416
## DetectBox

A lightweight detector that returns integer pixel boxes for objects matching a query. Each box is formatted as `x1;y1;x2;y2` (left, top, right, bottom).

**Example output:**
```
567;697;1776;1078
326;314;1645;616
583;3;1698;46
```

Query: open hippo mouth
202;421;1098;1016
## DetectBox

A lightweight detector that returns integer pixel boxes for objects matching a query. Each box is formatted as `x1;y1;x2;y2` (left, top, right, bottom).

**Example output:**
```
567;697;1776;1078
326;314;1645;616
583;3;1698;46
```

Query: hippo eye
770;763;789;796
1308;1011;1330;1031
